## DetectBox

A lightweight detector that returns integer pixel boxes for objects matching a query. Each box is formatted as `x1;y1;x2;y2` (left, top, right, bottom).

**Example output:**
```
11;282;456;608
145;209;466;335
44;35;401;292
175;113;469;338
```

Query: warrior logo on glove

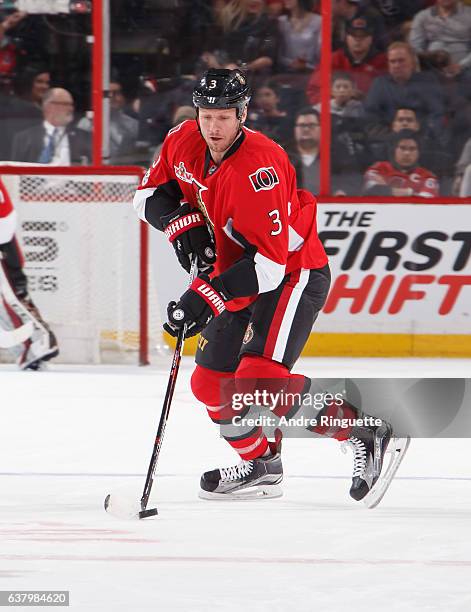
161;202;216;274
164;275;228;339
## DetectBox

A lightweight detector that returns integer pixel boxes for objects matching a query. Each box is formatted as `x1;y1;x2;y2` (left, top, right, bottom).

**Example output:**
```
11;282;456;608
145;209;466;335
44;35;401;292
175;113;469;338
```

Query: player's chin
208;138;225;149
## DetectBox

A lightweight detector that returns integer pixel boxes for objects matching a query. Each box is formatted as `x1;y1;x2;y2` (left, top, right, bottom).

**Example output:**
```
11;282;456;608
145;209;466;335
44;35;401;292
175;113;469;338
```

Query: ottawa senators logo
249;167;279;192
243;322;254;345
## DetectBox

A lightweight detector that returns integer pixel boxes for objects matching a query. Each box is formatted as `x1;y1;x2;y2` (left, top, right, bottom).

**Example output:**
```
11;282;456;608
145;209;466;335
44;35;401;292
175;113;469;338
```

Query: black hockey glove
161;203;216;274
163;275;229;339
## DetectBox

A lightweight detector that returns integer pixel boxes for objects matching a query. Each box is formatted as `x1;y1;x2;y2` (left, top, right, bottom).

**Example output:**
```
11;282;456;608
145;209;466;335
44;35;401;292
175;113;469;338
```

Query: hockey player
0;178;59;370
133;69;408;504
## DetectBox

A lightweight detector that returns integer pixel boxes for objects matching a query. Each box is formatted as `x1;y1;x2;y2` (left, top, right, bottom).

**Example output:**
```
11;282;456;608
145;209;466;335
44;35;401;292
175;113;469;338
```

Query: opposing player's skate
343;416;410;508
199;436;283;500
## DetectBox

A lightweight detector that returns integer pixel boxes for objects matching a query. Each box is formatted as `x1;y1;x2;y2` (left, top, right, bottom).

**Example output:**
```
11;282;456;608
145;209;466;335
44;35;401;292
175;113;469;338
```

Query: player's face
198;107;245;160
395;139;419;168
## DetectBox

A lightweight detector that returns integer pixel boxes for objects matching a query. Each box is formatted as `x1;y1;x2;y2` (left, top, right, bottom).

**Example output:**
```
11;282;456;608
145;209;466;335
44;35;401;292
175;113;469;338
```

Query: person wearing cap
363;129;440;196
306;14;387;105
332;0;387;51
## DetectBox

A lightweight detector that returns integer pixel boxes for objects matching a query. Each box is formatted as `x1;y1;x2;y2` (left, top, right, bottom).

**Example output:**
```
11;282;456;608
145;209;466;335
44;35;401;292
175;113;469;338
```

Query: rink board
163;202;471;357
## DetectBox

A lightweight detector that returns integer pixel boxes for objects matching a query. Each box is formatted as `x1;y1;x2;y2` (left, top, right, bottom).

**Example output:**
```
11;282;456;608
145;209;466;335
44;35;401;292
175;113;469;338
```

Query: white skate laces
220;461;254;482
343;437;367;477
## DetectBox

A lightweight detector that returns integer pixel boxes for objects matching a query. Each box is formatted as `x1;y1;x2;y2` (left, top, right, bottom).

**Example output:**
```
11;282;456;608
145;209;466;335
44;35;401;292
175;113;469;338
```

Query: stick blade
138;507;158;519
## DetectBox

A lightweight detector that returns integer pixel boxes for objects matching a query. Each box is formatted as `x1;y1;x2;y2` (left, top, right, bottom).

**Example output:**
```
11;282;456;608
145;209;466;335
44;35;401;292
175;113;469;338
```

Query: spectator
11;87;91;165
78;80;138;164
315;71;365;117
152;104;197;162
369;106;453;188
0;11;27;84
306;15;387;105
452;136;471;193
0;63;49;161
410;0;471;80
332;0;387;51
458;163;471;195
266;0;284;17
203;0;278;79
286;107;321;195
136;75;196;153
370;1;429;42
365;41;446;142
277;0;321;75
286;106;362;195
315;72;371;176
13;64;51;108
246;81;292;145
363;129;440;196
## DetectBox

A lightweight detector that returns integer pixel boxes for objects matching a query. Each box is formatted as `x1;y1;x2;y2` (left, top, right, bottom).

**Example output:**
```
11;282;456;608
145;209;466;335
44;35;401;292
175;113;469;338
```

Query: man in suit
10;88;91;164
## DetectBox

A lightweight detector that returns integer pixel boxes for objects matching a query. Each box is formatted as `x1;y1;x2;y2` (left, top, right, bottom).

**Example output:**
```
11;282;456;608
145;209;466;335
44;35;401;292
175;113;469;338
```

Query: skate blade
363;436;410;509
199;484;283;501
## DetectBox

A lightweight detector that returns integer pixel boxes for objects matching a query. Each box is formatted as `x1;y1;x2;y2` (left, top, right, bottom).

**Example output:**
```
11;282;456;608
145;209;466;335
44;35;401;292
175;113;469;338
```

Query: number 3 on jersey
268;209;282;236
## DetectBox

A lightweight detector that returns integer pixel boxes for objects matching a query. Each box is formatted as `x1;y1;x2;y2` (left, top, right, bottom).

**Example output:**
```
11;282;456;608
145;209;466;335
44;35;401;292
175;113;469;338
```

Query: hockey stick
105;257;199;520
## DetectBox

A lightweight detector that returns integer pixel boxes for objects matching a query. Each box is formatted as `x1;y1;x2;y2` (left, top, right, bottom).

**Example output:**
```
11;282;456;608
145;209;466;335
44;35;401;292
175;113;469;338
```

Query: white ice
1;357;470;612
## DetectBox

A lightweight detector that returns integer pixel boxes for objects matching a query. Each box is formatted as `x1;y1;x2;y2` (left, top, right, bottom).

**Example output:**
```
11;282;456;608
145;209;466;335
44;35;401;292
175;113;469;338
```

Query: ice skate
199;436;283;500
343;417;410;508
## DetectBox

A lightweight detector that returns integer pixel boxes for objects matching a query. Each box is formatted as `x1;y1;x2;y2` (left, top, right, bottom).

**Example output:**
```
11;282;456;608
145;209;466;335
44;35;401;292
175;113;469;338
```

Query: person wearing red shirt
363;129;440;196
306;15;387;105
133;69;407;505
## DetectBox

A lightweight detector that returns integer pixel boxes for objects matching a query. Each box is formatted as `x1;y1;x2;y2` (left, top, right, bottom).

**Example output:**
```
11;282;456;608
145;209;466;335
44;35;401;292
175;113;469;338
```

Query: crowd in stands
2;0;471;197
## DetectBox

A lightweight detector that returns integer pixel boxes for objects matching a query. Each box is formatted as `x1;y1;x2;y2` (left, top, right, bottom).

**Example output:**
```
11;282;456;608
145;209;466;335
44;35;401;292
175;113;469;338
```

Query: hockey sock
191;364;269;461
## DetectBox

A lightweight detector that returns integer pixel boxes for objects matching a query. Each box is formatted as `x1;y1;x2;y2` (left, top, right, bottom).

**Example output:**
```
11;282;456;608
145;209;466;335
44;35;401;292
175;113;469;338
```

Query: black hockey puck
139;507;158;519
104;494;111;511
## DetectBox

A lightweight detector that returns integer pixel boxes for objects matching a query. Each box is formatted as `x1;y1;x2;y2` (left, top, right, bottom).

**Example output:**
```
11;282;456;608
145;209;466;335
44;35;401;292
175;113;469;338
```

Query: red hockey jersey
134;120;327;311
364;161;439;197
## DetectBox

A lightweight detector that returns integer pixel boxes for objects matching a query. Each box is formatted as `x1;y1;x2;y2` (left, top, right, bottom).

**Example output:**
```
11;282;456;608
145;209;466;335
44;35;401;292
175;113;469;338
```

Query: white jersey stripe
272;269;310;363
132;187;157;222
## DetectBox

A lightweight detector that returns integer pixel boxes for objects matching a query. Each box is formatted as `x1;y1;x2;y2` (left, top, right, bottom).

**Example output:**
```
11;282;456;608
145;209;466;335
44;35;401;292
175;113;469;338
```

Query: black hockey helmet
192;69;251;118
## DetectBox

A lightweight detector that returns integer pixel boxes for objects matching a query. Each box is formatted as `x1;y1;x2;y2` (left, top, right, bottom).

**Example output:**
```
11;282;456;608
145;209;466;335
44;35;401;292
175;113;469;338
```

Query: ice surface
1;358;470;611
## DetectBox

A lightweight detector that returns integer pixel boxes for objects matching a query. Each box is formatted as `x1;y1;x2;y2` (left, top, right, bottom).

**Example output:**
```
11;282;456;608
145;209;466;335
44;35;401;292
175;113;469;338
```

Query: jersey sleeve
132;127;185;231
216;159;293;298
363;162;393;196
416;171;439;198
